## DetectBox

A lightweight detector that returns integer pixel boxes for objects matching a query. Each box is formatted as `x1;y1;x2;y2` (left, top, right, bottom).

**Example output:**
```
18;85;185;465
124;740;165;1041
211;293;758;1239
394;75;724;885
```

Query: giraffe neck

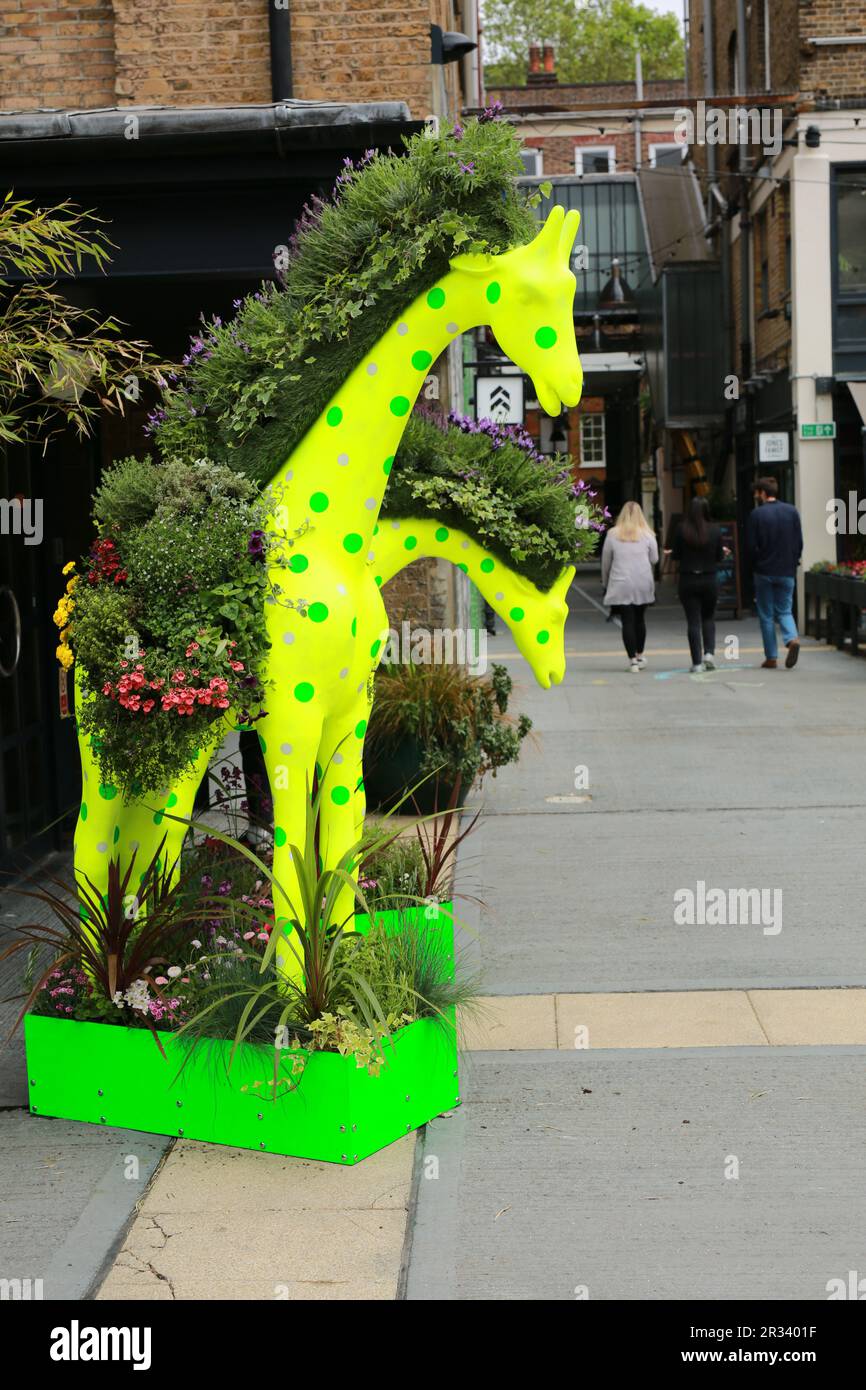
265;267;490;551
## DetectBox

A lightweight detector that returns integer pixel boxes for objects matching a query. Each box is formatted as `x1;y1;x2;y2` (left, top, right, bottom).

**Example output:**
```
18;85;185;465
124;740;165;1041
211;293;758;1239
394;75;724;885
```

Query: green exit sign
799;422;836;440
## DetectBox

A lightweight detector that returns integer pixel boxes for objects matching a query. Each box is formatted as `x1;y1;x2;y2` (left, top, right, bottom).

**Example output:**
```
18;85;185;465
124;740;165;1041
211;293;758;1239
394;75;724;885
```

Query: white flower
166;966;182;979
190;939;202;949
112;991;125;1009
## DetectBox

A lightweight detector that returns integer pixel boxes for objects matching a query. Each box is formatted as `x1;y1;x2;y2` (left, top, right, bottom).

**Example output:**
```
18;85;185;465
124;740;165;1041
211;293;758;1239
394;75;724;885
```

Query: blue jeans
754;574;798;659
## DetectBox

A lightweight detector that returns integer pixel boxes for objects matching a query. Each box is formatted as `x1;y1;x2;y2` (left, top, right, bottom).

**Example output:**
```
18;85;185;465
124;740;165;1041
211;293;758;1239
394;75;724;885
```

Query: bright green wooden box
24;902;458;1165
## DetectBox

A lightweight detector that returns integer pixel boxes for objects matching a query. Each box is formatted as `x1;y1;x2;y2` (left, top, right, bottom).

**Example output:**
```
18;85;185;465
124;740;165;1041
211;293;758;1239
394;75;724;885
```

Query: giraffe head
452;204;582;417
509;563;575;690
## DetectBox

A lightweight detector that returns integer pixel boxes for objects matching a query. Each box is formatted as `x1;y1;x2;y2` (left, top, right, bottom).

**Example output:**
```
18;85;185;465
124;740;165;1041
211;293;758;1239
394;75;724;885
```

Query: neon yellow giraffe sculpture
73;205;583;978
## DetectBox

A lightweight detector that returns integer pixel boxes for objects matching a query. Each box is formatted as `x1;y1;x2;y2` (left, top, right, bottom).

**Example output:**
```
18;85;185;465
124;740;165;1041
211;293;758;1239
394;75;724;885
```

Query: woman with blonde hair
601;500;658;672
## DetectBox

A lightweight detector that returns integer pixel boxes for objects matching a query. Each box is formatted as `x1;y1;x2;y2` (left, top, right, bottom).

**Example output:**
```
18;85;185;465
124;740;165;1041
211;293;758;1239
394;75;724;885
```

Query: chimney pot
543;42;555;73
529;43;541;74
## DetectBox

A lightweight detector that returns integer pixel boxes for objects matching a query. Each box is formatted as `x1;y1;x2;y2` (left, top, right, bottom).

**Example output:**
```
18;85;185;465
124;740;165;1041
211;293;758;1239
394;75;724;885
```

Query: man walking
747;477;803;669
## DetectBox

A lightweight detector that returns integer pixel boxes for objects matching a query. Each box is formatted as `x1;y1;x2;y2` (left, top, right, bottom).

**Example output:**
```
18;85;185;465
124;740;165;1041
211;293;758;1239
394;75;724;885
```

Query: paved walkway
402;576;866;1300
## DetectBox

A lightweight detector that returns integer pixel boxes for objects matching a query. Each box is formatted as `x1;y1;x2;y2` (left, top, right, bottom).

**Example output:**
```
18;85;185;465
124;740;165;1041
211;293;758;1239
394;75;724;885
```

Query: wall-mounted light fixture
431;23;477;65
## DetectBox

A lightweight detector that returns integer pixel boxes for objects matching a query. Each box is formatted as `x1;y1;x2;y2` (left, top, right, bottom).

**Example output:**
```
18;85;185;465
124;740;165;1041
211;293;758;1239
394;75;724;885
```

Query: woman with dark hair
669;497;726;673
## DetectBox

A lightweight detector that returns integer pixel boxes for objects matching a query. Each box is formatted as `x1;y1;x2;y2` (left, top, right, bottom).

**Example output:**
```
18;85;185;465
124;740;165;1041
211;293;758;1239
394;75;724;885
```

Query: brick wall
0;1;116;110
381;556;449;633
488;78;685;109
1;0;458;115
800;0;866;104
753;186;791;374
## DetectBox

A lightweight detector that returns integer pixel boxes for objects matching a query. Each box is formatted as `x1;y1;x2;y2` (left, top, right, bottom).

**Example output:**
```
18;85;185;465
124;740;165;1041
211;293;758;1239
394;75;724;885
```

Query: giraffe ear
449;251;496;275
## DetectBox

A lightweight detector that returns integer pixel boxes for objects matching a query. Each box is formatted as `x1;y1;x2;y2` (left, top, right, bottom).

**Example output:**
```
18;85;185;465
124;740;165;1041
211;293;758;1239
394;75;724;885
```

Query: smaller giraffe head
510;563;575;689
452;204;582;417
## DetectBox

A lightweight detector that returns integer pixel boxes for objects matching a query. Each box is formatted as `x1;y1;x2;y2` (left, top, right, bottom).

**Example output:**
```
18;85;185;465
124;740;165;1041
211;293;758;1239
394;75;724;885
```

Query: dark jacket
747;500;803;578
672;522;724;577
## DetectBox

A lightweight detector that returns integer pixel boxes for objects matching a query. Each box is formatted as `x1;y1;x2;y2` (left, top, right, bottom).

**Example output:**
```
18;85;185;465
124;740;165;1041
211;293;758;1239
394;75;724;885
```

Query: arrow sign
476;374;525;424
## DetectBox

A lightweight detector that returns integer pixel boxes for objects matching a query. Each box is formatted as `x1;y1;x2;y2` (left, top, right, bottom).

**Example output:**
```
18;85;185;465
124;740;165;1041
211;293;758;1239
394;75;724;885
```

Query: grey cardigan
601;530;658;607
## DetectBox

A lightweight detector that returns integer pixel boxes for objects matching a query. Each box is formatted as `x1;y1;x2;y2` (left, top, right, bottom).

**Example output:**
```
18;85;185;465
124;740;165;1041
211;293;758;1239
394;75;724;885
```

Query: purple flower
458;161;476;175
452;122;464;140
248;529;266;564
479;100;504;124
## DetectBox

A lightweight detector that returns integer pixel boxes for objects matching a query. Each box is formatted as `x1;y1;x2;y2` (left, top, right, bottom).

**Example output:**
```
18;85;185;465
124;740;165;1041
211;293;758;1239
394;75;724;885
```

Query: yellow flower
62;561;76;575
56;644;74;670
65;577;78;594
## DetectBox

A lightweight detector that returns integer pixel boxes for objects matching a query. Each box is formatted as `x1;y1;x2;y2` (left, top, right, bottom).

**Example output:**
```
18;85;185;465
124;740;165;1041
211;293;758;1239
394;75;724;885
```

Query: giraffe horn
535;203;565;253
559;209;581;261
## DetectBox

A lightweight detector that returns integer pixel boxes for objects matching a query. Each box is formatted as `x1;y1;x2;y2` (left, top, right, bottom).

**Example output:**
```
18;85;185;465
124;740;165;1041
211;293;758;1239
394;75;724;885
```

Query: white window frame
648;142;683;168
574;145;616;175
579;412;606;468
520;147;544;176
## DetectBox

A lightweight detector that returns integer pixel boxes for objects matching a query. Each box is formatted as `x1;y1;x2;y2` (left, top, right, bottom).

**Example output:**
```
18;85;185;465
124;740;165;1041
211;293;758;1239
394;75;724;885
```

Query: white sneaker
703;654;716;670
630;660;640;674
635;655;647;668
690;663;704;673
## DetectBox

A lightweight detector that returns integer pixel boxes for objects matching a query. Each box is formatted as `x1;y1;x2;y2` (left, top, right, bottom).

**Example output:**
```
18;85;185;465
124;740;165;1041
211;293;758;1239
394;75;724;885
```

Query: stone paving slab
404;1048;866;1301
0;1111;167;1300
98;1133;416;1301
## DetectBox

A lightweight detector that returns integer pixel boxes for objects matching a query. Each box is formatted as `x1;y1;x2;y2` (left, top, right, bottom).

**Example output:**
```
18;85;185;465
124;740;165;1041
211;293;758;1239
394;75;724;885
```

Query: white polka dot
357;682;365;693
366;362;378;375
337;452;349;466
365;497;376;510
336;583;346;595
495;591;505;601
339;667;349;679
130;840;140;852
461;540;470;550
367;552;375;562
282;632;295;645
446;321;459;334
97;841;108;854
333;752;344;765
391;520;400;530
397;323;409;336
281;742;293;755
286;470;294;481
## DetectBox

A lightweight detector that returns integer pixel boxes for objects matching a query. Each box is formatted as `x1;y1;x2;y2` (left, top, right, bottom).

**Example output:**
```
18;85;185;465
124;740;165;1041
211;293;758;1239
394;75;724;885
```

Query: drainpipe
269;1;293;101
462;0;481;107
634;49;643;168
736;0;752;387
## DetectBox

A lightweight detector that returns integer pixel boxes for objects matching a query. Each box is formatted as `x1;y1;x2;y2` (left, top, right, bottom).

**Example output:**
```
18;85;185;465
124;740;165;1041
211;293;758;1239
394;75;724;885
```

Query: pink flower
154;976;168;985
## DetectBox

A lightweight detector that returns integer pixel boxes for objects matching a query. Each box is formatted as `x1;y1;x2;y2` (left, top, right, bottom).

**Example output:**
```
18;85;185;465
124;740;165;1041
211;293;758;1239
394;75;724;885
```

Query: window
648;143;682;169
575;145;616;175
579;412;606;467
757;208;769;311
520;147;543;177
836;168;866;295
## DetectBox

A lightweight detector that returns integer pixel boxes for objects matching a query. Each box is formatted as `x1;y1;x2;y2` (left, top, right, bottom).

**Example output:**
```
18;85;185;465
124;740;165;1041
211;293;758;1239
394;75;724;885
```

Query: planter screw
351;1124;357;1132
406;1124;411;1132
341;1153;348;1161
175;1100;182;1108
97;1089;103;1096
353;1154;358;1161
99;1116;106;1123
405;1094;410;1102
259;1142;266;1149
32;1106;38;1113
178;1128;184;1135
257;1113;263;1120
339;1124;347;1132
29;1080;35;1087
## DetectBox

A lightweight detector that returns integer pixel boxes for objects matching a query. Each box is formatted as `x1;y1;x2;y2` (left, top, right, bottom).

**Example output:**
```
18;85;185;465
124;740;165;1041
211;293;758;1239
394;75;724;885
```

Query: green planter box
25;1012;458;1165
24;903;459;1165
807;572;866;606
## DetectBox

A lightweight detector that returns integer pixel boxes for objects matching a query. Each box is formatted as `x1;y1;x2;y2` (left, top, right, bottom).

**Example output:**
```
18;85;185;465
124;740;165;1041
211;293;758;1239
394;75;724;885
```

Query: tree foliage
482;0;685;87
0;193;162;447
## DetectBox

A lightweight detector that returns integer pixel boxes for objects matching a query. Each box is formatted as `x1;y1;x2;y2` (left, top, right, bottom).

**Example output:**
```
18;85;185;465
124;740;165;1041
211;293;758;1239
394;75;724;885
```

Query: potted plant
363;660;531;813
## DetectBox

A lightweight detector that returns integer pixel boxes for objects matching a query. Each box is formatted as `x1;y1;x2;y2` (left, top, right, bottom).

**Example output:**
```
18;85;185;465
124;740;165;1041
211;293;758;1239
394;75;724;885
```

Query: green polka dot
537;630;550;645
315;762;323;781
153;811;164;826
412;350;433;371
389;396;410;417
258;733;267;753
458;563;468;574
166;793;178;808
354;719;367;738
371;639;381;659
274;827;287;848
326;406;342;427
308;602;329;623
343;533;363;554
98;784;117;801
351;618;357;637
486;281;501;303
383;456;394;475
289;553;308;573
375;575;382;587
79;904;90;922
113;825;120;844
331;786;350;807
79;803;88;822
294;682;314;703
435;526;449;542
404;535;417;551
510;606;525;622
310;492;329;513
427;287;446;309
535;326;557;349
480;557;495;573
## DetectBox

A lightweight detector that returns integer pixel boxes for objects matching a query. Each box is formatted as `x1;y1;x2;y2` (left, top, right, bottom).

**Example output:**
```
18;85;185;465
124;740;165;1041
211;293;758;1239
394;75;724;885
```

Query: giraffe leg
260;707;323;985
318;699;369;935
